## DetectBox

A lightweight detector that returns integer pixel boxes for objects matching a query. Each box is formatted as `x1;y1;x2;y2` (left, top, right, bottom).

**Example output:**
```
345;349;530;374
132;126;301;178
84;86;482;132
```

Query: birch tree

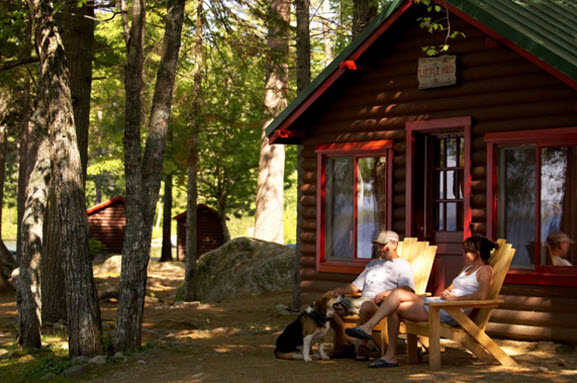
254;0;290;244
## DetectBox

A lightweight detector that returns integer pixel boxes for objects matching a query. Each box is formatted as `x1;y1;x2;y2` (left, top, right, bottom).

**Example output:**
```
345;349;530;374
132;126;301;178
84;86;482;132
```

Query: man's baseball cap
372;230;399;245
547;232;574;245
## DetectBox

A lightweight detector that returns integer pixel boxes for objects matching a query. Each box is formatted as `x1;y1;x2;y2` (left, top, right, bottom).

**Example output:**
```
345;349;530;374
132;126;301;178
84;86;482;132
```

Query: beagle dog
274;292;343;362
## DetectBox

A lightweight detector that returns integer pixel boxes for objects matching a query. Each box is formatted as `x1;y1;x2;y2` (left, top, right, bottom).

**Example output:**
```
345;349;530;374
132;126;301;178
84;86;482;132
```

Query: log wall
176;206;226;261
87;201;125;254
295;9;577;341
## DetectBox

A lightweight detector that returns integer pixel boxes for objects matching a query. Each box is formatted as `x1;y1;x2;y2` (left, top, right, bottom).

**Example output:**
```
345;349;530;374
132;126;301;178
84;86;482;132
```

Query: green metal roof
266;0;577;141
448;0;577;82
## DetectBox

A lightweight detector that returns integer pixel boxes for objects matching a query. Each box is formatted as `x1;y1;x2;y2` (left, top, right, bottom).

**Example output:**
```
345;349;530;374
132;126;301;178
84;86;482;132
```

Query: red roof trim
273;0;413;134
437;0;577;91
86;196;125;215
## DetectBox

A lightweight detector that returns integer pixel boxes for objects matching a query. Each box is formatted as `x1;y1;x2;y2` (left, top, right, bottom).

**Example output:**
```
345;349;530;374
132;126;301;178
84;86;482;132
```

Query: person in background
547;232;574;266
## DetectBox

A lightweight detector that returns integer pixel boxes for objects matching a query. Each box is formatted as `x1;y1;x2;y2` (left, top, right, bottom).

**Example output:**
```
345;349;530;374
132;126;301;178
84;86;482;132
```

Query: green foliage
1;207;18;241
416;0;465;56
0;345;71;383
89;238;108;259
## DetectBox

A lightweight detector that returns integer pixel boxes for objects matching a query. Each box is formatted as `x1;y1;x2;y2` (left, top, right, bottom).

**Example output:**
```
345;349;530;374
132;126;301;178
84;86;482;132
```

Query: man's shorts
339;296;375;315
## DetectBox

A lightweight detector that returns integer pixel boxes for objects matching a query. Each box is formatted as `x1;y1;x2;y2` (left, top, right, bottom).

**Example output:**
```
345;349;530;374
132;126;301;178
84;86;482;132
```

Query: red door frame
405;116;472;240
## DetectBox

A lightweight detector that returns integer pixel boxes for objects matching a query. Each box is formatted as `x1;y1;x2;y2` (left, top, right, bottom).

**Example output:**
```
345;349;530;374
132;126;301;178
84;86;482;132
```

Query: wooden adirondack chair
341;238;437;354
404;239;517;370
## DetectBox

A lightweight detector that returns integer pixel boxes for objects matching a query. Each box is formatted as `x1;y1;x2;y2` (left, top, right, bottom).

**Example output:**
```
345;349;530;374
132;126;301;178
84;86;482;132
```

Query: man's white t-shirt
352;258;415;299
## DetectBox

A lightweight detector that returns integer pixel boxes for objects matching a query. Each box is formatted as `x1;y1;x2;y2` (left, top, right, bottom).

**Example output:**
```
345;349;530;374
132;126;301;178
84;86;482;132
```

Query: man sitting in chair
327;230;414;360
547;232;574;266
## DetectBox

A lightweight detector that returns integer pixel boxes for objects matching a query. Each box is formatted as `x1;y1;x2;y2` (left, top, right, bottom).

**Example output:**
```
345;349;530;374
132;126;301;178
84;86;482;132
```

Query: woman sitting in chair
345;235;497;368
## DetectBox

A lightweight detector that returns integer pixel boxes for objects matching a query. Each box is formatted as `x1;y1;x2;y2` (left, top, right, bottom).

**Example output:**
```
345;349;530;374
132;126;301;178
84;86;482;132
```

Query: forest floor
1;259;577;382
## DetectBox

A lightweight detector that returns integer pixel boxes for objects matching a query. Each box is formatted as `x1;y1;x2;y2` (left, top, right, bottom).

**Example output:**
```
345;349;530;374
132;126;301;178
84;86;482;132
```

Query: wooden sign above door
417;55;457;89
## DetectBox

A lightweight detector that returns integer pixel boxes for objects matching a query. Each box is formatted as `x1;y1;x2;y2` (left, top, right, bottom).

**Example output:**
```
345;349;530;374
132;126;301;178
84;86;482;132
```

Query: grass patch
0;345;72;383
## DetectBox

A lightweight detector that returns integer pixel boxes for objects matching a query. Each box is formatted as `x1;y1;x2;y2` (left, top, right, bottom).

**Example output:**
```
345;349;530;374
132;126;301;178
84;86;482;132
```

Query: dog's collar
307;306;329;326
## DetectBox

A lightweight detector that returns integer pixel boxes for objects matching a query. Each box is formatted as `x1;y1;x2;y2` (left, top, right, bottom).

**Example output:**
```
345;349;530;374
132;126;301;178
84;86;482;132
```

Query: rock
145;295;159;303
557;358;566;366
94;255;123;275
113;352;125;360
40;372;57;381
195;237;295;301
537;366;549;372
63;364;91;377
72;355;89;365
89;355;108;366
0;348;10;360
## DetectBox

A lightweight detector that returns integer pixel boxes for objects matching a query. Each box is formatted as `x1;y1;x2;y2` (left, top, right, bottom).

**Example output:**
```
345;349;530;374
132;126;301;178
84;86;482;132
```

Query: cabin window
316;140;393;273
486;127;577;285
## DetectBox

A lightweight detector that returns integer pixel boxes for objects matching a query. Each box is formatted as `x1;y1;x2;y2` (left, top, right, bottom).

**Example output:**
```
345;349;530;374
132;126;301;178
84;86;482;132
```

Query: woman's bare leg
377;301;429;364
356;288;424;334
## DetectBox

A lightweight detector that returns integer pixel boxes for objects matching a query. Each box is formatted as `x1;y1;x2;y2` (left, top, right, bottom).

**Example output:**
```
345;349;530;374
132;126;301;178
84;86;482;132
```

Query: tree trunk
0;117;15;291
26;0;103;356
160;173;173;262
321;0;333;66
16;75;34;259
293;0;311;310
115;0;185;351
353;0;378;37
42;2;94;324
114;0;146;352
41;195;66;324
17;100;50;349
184;0;203;302
254;0;290;245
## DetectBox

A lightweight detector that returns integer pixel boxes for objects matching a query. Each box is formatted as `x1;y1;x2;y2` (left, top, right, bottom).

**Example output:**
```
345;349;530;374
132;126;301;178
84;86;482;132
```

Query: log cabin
174;204;226;261
87;196;126;254
266;0;577;342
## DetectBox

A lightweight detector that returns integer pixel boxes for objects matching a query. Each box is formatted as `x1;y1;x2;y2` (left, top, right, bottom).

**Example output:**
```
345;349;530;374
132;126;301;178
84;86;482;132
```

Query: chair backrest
472;238;515;329
397;237;437;295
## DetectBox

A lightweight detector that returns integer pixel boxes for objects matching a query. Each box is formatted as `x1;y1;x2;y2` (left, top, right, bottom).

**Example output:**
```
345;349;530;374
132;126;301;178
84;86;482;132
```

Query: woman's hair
463;235;499;263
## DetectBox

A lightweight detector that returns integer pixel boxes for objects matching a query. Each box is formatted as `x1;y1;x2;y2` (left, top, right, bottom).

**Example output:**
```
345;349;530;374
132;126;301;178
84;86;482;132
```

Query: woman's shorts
422;297;458;327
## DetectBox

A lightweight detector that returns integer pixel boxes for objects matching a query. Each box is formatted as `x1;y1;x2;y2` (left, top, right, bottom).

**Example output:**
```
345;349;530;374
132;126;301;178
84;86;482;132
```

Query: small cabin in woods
87;196;126;254
173;204;226;261
266;0;577;343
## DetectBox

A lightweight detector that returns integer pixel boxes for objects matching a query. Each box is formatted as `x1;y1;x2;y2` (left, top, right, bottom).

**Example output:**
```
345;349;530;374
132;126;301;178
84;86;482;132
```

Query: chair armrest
417;292;432;297
345;292;362;298
424;299;504;310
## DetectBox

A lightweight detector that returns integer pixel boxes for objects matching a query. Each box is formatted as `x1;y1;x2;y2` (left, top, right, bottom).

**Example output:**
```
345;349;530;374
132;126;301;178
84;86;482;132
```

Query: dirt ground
1;260;577;383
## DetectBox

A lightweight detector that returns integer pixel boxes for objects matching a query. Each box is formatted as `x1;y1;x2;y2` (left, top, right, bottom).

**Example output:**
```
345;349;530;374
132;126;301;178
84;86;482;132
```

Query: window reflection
541;147;577;266
324;155;387;261
498;145;577;268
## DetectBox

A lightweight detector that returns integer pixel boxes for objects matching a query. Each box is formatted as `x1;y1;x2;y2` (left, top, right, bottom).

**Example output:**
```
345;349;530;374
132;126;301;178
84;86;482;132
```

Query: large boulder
196;237;295;301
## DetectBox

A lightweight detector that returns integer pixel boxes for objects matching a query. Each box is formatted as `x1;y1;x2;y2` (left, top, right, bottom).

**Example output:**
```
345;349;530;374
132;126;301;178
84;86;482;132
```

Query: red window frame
316;140;394;274
485;126;577;287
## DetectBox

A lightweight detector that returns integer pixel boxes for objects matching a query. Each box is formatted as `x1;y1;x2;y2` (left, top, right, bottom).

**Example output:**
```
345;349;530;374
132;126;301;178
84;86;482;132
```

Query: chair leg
372;320;388;356
407;333;419;363
428;309;441;370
